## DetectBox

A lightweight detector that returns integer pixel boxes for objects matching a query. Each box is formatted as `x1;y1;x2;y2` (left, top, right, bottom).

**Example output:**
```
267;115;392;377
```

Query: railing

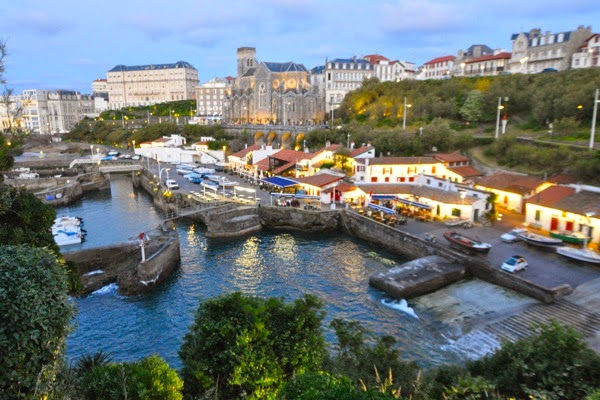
99;164;143;173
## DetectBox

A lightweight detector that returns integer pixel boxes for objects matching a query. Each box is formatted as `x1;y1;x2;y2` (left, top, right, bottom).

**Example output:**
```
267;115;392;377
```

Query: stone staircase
481;299;600;343
451;299;600;360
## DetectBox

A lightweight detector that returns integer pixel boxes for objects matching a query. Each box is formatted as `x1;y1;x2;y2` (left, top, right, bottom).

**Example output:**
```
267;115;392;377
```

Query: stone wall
204;206;262;238
259;206;340;232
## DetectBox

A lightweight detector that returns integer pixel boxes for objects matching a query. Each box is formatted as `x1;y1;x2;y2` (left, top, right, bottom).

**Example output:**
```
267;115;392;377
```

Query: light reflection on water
63;176;482;370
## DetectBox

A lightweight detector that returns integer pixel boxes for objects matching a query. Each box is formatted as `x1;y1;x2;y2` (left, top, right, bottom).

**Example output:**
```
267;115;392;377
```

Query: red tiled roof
367;156;439;165
525;186;576;209
231;144;261;159
312;143;342;157
465;52;512;64
255;158;270;171
153;137;170;143
333;182;356;192
546;173;578;185
474;171;544;194
424;55;455;65
432;151;470;163
363;54;389;64
447;165;483;178
349;146;373;157
271;149;312;163
295;173;344;188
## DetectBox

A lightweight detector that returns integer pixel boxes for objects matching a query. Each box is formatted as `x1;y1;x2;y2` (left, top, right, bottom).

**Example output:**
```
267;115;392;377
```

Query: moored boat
443;231;492;254
549;230;589;244
52;216;85;246
556;246;600;264
517;231;564;247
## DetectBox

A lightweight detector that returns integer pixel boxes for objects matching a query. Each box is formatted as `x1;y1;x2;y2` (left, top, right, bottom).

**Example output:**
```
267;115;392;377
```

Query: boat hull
443;231;492;254
556;247;600;264
549;230;588;244
517;232;563;247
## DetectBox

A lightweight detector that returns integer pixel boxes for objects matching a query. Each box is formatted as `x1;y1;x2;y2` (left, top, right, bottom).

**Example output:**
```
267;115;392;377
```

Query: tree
179;292;326;399
459;90;484;123
0;245;76;398
0;184;58;253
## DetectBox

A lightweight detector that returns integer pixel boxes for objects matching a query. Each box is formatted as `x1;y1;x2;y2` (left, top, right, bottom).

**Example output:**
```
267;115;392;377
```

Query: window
371;177;378;183
535;210;541;221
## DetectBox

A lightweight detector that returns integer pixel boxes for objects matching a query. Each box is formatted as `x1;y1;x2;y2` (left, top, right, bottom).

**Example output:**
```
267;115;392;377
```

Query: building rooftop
108;61;196;73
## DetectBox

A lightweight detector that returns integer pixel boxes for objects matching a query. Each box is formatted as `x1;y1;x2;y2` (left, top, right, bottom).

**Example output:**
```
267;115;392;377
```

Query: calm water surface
62;176;474;370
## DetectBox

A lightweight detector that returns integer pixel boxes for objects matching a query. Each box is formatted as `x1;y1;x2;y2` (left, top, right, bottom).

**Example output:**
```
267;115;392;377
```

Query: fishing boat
443;231;492;254
549;230;589;245
556;246;600;264
517;231;563;247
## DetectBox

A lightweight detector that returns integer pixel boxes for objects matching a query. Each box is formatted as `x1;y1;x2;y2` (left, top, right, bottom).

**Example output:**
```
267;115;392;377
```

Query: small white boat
52;216;85;246
192;167;215;175
517;231;563;247
556;246;600;264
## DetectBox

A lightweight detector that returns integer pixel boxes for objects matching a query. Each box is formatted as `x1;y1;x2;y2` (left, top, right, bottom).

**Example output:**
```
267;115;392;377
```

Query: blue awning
372;194;397;200
368;202;396;215
259;176;299;188
271;193;320;200
396;197;432;210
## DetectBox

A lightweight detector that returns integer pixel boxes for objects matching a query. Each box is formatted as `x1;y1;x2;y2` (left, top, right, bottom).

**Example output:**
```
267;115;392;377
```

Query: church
224;47;325;126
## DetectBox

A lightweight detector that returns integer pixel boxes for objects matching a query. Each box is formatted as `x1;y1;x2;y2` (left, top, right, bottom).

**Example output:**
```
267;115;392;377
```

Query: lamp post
347;133;351;148
495;97;508;139
402;97;411;130
590;88;599;150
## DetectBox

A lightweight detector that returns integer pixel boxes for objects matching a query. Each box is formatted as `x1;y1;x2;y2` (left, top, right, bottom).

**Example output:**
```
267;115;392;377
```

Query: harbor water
61;175;533;370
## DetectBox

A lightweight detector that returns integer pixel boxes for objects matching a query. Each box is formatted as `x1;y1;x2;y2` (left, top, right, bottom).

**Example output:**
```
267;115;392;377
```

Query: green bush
0;245;75;399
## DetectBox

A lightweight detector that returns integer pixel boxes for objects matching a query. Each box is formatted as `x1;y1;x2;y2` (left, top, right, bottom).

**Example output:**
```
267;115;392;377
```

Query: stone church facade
224;47;325;126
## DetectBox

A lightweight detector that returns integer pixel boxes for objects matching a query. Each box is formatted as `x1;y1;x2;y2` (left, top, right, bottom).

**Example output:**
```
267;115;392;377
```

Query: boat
517;231;564;247
52;216;85;246
556;246;600;264
549;230;589;244
192;167;215;175
443;231;492;254
219;180;238;188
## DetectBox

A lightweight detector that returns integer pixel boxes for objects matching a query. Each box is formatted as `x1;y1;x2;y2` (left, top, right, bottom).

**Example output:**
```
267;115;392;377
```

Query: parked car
108;150;120;156
164;179;179;190
501;228;528;243
501;255;528;273
131;155;141;160
102;155;117;161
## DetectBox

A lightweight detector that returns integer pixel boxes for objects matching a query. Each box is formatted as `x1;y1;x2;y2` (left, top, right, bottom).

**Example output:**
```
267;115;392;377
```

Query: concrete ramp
369;255;466;300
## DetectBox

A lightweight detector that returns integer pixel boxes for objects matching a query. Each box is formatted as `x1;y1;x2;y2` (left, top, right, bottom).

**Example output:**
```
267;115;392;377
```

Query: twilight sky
1;0;598;94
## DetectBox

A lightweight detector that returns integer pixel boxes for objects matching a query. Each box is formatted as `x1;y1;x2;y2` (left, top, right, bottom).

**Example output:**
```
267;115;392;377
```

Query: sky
1;0;598;94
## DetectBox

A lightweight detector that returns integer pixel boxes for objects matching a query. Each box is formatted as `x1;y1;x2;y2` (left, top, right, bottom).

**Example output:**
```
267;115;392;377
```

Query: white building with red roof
572;33;600;69
421;55;456;80
363;54;415;82
457;52;512;77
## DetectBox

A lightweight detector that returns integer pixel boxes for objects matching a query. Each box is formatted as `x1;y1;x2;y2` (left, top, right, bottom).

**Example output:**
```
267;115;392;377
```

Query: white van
165;179;179;190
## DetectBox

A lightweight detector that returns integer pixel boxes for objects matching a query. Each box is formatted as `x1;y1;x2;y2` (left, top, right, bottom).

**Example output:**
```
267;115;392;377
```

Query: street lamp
403;97;411;130
495;97;509;139
347;133;351;148
590;88;599;150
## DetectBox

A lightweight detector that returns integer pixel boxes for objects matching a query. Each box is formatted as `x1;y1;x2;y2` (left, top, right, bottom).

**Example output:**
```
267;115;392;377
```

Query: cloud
8;10;69;36
124;12;174;41
380;1;465;33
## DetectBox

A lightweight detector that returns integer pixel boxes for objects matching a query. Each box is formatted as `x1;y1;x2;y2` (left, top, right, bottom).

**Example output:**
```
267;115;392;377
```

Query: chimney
245;143;248;149
326;140;331;147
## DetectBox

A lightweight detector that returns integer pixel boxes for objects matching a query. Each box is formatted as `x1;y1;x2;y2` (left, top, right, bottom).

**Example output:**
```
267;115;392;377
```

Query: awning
259;176;299;188
270;193;320;200
372;194;397;200
396;197;432;210
368;202;396;215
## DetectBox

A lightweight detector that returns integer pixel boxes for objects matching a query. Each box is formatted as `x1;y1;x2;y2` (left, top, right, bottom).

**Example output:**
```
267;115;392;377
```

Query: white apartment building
572;33;600;69
363;54;415;82
195;77;233;124
325;57;374;115
458;52;512;77
508;26;593;73
47;90;93;134
107;61;198;109
421;55;455;79
18;89;49;134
